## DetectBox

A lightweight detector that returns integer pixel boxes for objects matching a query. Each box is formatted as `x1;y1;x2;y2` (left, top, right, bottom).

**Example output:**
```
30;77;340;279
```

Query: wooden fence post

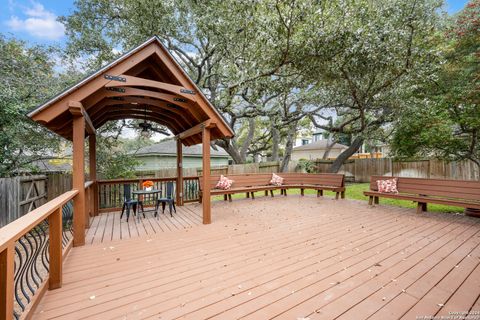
48;207;62;289
0;244;14;320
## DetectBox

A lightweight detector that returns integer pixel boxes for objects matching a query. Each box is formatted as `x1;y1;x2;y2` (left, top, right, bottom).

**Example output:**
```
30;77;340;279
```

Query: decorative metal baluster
13;245;27;312
62;201;74;248
13;219;50;319
27;229;41;289
15;238;31;311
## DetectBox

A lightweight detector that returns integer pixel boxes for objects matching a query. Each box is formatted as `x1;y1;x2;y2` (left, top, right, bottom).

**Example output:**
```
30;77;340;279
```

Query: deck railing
84;181;95;225
97;176;200;212
0;190;78;320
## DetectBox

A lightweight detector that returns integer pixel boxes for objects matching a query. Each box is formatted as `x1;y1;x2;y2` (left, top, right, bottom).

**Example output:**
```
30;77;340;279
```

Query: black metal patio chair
120;184;143;221
155;181;176;217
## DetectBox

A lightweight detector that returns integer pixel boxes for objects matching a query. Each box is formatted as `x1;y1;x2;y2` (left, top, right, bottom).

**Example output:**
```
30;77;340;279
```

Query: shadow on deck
86;205;203;245
35;196;480;320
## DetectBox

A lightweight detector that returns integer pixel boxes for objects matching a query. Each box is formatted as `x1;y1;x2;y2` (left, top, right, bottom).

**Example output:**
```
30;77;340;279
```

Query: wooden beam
68;101;95;135
93;112;182;133
202;126;211;224
88;96;198;123
177;120;215;140
84;87;191;111
89;104;187;130
176;138;184;206
72;114;86;246
105;75;197;103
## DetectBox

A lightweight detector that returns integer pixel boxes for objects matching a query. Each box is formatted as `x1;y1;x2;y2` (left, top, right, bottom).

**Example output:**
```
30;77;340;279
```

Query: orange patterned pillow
376;178;398;193
270;173;284;186
215;175;234;190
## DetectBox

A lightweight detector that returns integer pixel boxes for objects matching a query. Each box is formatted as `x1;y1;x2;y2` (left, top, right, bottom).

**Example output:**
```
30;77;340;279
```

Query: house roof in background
134;139;229;157
293;140;348;151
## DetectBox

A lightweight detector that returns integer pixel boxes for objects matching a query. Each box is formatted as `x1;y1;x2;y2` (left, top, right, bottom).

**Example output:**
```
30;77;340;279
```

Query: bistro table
132;189;162;219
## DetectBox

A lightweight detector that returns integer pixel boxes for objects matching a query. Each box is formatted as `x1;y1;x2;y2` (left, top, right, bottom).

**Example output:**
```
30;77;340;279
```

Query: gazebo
28;36;234;247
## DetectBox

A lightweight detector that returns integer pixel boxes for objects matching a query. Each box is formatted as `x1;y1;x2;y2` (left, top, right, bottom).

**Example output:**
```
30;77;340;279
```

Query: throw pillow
376;178;398;193
215;175;234;190
270;173;284;186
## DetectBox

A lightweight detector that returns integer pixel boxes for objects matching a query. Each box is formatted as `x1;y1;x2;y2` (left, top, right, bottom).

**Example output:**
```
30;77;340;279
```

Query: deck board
85;207;202;244
34;196;480;320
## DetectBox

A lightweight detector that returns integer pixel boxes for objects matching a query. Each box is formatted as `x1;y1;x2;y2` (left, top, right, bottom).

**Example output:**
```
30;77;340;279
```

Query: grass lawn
213;183;464;213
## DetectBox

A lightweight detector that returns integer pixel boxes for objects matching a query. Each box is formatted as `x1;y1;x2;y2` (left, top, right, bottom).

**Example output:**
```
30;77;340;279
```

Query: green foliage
294;0;444;137
0;35;76;176
94;124;152;179
296;159;317;173
96;148;139;180
391;0;480;167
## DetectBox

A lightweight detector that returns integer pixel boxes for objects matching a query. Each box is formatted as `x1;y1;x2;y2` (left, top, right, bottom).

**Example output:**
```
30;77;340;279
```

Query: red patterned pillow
376;178;398;193
270;173;284;186
215;175;234;190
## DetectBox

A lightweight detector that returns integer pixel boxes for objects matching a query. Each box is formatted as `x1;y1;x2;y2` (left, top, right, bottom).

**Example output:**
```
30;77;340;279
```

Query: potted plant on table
142;180;154;191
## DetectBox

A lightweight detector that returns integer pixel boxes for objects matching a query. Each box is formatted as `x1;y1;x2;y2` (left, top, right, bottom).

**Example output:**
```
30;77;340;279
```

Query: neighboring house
294;136;312;147
132;139;231;171
291;140;349;161
31;158;72;173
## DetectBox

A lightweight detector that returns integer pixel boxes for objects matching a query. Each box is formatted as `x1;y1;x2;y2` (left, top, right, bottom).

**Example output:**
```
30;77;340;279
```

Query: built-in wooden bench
364;176;480;214
199;173;345;202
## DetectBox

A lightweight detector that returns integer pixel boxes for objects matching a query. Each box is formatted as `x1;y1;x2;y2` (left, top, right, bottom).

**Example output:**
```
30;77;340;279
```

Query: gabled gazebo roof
28;36;234;146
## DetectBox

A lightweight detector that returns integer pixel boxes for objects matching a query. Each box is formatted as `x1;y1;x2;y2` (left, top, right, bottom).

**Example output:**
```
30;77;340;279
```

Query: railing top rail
0;189;78;252
97;176;199;184
84;180;94;188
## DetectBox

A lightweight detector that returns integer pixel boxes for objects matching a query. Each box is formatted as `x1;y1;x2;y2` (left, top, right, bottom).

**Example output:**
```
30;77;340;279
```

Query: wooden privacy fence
0;176;47;228
312;158;479;182
136;161;300;179
0;174;73;228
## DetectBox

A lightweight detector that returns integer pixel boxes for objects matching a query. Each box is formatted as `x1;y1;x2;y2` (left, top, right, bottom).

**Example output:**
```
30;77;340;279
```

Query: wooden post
89;134;99;216
72;113;86;246
202;126;211;224
0;245;14;320
48;207;62;289
176;138;184;206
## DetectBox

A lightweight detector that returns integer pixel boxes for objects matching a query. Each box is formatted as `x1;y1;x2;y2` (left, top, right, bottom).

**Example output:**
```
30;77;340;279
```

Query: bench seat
200;173;346;202
364;176;480;214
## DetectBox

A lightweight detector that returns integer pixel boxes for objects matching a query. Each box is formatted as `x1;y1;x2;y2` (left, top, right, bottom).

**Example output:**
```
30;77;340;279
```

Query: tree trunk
240;118;255;162
270;126;280;161
322;137;337;160
214;139;243;164
328;136;364;173
280;122;297;172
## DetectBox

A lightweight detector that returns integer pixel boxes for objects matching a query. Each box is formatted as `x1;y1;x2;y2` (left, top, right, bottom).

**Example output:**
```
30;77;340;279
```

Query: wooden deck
35;196;480;320
85;206;202;244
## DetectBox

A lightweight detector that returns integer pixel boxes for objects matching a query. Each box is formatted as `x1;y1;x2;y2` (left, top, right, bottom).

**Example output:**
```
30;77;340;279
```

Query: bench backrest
279;173;345;187
199;174;272;191
370;176;480;201
199;173;344;191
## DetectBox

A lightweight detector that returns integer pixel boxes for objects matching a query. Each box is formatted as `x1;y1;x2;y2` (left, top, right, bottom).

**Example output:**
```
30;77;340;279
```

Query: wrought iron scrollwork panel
12;201;74;319
13;220;49;319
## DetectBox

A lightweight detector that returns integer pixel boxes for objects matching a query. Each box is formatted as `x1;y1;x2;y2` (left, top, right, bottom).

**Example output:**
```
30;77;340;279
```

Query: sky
0;0;471;47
